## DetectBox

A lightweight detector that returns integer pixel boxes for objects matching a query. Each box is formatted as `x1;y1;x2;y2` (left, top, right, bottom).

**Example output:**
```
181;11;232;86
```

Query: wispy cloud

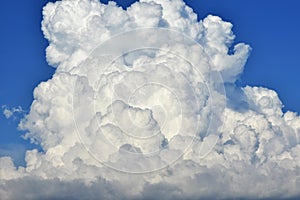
2;105;24;119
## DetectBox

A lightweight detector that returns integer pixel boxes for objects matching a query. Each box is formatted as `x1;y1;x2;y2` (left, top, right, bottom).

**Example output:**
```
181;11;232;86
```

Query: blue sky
0;0;299;166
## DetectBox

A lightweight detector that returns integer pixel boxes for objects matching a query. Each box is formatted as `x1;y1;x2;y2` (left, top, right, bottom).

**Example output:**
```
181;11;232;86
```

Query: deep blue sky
0;0;299;165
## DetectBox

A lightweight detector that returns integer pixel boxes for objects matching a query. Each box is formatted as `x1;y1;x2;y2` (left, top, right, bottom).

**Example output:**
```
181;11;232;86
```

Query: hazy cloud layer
0;0;300;199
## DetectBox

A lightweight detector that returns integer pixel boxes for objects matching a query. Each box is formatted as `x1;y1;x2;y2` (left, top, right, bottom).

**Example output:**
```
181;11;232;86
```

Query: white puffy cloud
1;0;300;199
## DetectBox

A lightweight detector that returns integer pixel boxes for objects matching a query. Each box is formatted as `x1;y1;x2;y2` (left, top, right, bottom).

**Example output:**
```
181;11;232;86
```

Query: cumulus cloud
1;0;300;199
